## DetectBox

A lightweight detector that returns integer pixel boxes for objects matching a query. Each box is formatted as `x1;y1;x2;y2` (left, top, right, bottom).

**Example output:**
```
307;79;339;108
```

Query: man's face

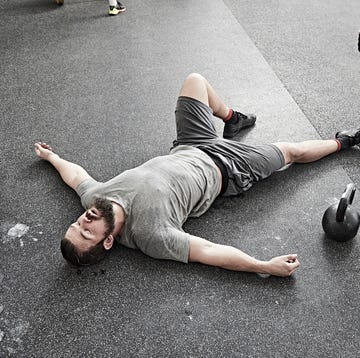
65;198;115;253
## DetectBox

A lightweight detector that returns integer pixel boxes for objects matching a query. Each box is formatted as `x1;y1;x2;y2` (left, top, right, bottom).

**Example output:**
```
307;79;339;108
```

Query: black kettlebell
322;183;360;242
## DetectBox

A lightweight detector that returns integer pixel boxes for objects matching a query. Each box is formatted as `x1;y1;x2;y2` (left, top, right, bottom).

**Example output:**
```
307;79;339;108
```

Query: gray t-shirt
76;145;221;263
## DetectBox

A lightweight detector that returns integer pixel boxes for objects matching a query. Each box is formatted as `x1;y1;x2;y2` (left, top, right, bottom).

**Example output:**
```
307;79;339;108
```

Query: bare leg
274;140;338;165
179;73;230;120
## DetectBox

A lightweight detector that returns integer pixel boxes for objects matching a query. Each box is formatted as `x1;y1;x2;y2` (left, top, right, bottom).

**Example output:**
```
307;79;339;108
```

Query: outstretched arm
34;142;93;191
189;236;299;277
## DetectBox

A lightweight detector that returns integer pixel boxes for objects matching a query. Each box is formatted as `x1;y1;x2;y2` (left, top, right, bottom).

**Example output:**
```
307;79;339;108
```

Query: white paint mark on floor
7;224;29;238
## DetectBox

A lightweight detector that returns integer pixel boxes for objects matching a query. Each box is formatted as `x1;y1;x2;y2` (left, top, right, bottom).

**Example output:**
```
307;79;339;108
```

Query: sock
224;109;233;121
224;109;237;123
335;139;342;151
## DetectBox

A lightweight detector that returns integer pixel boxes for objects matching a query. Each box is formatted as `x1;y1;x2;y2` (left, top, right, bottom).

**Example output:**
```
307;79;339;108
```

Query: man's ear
103;235;114;250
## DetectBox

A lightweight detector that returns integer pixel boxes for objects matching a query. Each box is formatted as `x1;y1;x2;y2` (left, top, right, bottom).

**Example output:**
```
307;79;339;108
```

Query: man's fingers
286;253;298;262
286;257;300;276
288;260;300;269
35;142;53;151
268;254;301;277
286;254;299;265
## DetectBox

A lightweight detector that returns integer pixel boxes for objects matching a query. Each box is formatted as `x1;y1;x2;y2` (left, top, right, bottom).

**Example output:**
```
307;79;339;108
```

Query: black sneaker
335;128;360;149
223;111;256;139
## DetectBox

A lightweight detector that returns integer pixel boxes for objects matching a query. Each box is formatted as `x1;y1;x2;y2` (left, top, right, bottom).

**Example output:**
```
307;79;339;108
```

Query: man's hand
33;141;92;190
265;254;300;277
34;142;58;161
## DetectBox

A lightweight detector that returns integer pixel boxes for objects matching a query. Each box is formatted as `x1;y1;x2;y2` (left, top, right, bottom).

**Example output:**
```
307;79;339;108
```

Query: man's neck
111;202;126;237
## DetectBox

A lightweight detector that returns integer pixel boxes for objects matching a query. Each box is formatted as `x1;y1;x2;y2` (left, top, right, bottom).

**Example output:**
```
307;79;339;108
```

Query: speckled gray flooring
1;0;360;357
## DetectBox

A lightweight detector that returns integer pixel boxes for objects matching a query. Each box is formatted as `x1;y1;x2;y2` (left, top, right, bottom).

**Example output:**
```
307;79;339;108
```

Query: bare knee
179;73;209;105
185;72;204;82
182;73;206;90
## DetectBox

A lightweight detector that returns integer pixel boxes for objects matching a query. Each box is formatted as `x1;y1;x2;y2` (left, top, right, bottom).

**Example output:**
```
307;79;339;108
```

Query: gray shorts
173;96;285;196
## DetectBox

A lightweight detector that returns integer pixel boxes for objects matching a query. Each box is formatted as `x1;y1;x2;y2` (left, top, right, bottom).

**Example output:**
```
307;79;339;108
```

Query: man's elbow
188;241;222;266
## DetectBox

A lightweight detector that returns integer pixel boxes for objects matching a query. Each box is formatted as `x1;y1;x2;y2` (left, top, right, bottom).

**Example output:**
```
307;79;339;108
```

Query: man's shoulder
76;178;101;196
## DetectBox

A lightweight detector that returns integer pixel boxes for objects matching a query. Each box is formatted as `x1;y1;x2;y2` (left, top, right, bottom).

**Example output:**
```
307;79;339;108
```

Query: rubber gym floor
1;0;360;357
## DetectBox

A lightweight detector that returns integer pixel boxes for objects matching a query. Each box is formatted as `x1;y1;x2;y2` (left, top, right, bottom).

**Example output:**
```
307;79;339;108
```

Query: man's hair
60;237;108;266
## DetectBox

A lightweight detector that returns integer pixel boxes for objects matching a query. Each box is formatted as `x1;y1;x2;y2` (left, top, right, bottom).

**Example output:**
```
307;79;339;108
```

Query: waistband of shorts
198;149;229;196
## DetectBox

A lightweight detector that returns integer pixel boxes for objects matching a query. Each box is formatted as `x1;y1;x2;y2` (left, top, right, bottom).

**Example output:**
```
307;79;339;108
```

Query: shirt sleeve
134;227;191;263
75;178;101;209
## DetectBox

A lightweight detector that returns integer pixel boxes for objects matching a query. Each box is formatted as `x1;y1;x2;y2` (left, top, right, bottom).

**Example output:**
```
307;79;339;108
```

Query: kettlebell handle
336;183;356;222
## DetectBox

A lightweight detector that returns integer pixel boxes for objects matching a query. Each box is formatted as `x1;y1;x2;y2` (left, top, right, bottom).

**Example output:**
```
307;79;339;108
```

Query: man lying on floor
34;73;360;277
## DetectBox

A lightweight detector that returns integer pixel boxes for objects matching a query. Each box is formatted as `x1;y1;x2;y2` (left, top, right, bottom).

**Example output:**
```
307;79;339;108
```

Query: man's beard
92;197;115;237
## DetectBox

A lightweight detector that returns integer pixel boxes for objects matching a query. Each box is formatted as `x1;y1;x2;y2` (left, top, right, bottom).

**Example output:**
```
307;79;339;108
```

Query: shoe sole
109;8;126;15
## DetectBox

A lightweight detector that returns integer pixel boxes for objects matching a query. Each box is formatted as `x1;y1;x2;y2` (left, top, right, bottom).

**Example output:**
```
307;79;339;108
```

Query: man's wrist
47;152;59;162
256;260;271;275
